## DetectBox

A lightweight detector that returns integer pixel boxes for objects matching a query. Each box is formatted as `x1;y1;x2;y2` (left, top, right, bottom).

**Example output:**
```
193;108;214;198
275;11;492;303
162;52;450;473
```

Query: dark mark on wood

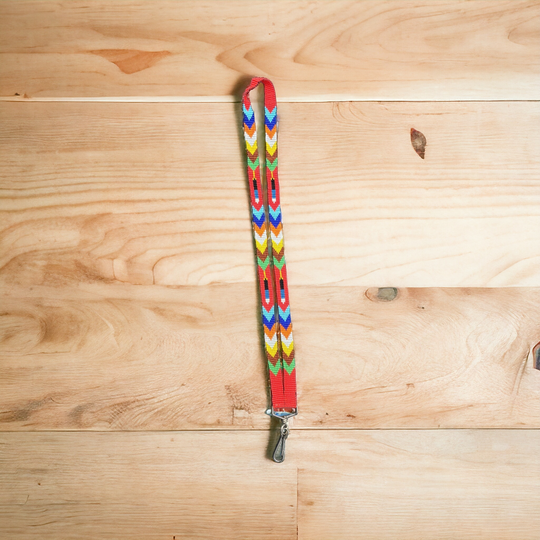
411;128;426;159
365;287;399;302
69;403;92;427
377;287;398;301
0;397;52;423
534;342;540;370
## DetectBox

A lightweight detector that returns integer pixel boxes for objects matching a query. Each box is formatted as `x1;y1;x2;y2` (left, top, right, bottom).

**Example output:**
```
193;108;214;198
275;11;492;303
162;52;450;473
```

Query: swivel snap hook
272;419;289;463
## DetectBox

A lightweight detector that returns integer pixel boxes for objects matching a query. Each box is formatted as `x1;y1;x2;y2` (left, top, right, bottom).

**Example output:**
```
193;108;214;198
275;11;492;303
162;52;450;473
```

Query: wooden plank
0;431;298;540
1;430;538;539
1;285;539;430
296;430;540;540
1;101;539;288
0;1;539;100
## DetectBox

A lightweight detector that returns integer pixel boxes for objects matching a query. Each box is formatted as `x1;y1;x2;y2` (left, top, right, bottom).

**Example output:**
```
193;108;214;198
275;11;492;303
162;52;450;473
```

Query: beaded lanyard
242;77;297;463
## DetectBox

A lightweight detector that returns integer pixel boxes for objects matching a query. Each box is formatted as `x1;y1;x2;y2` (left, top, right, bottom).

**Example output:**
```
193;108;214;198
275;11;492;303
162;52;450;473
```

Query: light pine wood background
1;1;539;539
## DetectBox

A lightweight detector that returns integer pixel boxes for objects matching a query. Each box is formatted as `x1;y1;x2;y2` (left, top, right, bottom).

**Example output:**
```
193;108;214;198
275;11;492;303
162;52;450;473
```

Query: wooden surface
297;430;540;540
1;101;539;287
1;430;538;540
1;287;540;430
0;0;539;100
0;1;539;539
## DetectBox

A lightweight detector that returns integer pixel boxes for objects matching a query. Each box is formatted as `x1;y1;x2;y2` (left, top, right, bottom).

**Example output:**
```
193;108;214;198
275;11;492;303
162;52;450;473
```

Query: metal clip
266;407;297;463
272;418;289;463
265;407;298;420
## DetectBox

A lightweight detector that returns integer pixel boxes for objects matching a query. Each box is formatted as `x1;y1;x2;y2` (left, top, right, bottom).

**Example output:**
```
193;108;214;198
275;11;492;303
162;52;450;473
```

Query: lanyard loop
242;77;297;460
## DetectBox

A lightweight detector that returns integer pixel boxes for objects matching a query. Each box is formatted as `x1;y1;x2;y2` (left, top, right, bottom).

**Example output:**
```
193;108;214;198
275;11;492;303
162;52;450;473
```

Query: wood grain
0;1;539;100
0;431;297;540
0;430;538;539
2;2;539;538
1;286;539;430
1;101;539;288
297;430;540;540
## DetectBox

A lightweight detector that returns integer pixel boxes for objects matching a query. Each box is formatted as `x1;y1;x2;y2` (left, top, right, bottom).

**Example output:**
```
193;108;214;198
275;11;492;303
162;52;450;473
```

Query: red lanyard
242;77;297;462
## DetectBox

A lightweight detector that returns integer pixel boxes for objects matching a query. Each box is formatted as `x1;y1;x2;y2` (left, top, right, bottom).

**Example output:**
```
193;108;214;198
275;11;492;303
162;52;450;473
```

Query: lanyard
242;77;297;463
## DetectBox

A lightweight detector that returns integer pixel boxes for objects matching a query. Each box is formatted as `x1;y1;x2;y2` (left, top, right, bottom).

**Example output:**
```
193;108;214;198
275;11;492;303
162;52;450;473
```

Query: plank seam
1;97;540;103
1;428;539;433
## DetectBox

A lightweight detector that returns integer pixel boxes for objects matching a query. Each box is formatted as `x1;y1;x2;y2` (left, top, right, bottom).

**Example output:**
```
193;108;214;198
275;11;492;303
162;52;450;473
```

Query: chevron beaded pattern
242;77;297;411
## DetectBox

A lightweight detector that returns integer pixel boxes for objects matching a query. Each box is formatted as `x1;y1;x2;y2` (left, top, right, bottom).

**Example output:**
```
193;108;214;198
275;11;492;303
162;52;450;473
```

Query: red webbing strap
242;77;297;415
